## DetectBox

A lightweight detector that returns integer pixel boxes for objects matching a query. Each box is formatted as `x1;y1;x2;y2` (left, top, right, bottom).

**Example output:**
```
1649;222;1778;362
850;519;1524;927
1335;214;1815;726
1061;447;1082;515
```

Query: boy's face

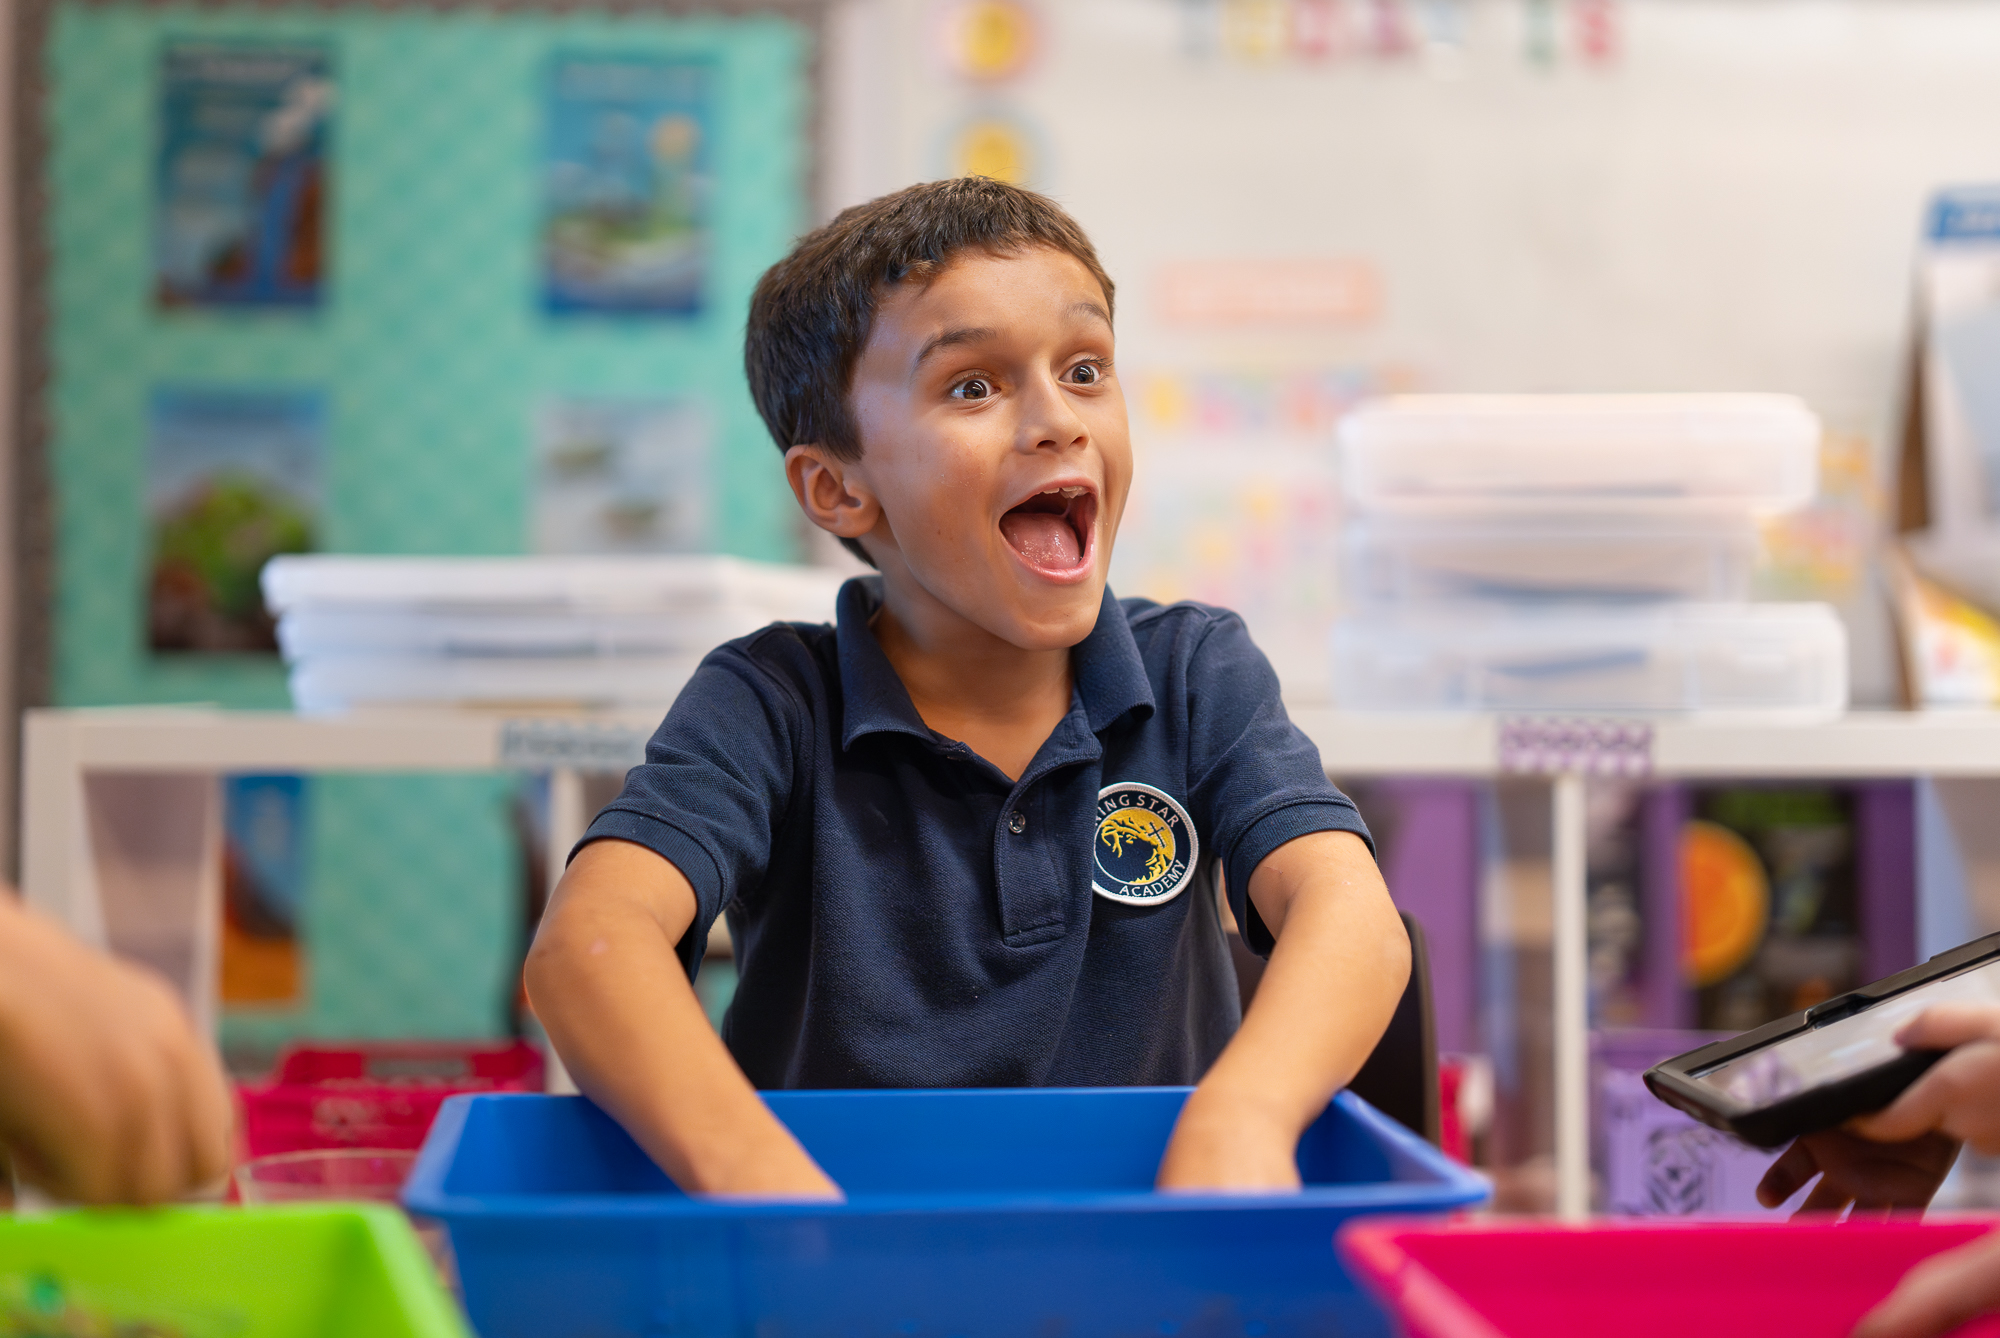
839;246;1131;652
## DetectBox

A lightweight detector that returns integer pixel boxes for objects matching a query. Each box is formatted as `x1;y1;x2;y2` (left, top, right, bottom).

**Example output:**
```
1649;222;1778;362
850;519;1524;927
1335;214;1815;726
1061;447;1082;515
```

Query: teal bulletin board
44;4;809;1046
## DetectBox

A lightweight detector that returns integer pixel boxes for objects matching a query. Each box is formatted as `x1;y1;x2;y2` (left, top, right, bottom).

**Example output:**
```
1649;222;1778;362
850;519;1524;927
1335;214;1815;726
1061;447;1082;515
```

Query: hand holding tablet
1646;931;2000;1150
1645;935;2000;1338
1849;1002;2000;1152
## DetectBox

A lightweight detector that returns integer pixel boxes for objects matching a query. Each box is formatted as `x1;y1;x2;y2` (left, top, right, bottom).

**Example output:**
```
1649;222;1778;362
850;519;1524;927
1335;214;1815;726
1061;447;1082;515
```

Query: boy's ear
784;444;880;542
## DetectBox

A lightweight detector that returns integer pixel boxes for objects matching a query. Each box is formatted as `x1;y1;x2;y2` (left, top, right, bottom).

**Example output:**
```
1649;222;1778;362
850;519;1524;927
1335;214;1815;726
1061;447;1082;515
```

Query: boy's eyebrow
911;305;1111;368
1071;300;1112;328
913;326;999;367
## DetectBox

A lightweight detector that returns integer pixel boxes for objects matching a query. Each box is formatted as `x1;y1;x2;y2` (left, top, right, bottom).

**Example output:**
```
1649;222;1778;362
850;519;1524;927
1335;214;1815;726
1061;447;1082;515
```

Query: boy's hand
0;895;233;1204
1852;1228;2000;1338
1155;1091;1301;1193
1156;830;1407;1194
1756;1127;1960;1217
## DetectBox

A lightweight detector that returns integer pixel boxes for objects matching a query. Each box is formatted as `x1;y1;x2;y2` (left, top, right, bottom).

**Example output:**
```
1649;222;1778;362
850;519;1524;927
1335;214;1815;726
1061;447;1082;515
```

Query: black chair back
1346;911;1441;1145
1224;910;1442;1146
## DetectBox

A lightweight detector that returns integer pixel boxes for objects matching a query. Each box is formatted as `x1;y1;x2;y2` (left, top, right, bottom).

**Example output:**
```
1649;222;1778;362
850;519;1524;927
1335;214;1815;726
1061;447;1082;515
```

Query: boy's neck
869;572;1077;781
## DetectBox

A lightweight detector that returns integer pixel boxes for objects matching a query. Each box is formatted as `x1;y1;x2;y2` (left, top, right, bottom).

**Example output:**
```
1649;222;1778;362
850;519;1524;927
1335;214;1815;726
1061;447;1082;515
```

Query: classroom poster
1685;787;1861;1034
542;55;712;315
147;388;322;653
155;42;331;309
532;397;712;553
221;773;310;1010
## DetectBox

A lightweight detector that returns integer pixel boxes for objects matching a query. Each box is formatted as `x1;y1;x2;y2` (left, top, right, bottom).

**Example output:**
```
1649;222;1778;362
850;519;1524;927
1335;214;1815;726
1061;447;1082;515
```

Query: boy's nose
1017;376;1089;454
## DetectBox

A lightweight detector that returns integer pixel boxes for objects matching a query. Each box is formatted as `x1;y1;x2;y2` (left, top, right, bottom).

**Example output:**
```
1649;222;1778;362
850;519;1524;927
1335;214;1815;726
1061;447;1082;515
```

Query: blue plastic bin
404;1088;1489;1338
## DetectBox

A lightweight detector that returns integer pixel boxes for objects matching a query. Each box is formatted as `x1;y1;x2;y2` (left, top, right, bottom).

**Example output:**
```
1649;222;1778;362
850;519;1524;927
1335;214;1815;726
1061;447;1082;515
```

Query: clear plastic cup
234;1148;417;1205
234;1148;455;1288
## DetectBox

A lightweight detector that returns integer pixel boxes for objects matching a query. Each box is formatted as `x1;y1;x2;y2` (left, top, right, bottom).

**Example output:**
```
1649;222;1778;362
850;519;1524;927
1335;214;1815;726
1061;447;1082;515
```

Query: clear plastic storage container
263;556;848;713
1338;394;1819;514
262;554;847;619
287;654;702;713
1342;514;1760;606
277;608;767;660
1330;603;1847;717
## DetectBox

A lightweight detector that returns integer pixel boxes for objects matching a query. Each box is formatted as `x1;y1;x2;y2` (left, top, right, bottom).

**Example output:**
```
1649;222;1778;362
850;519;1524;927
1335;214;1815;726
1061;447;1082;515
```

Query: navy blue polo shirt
578;577;1371;1090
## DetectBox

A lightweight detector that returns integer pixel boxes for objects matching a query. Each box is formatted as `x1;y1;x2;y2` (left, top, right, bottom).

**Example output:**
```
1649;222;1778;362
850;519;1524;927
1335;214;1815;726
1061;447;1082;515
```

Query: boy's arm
524;839;840;1198
1155;829;1409;1191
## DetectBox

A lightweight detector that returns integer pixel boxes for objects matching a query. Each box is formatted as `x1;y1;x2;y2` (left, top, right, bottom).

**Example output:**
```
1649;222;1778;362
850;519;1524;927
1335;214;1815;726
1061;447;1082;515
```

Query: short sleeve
1182;611;1373;958
573;641;803;975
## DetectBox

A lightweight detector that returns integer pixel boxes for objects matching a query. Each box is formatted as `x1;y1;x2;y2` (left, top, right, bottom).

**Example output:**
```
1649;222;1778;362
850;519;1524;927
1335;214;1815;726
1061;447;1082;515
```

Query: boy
525;177;1409;1197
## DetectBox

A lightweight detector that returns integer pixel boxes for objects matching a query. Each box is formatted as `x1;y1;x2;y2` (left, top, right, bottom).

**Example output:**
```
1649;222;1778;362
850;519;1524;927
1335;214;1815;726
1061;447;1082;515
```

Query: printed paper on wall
221;773;310;1011
155;42;331;309
148;387;322;653
532;397;713;553
543;55;712;316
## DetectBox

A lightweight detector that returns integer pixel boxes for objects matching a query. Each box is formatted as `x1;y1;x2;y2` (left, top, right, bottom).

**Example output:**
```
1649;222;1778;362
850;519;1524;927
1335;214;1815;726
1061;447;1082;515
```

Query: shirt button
1008;810;1027;835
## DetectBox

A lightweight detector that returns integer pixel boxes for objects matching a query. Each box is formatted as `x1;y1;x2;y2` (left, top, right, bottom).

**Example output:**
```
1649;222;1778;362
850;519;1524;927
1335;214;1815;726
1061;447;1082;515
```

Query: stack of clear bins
1331;394;1849;717
262;555;847;713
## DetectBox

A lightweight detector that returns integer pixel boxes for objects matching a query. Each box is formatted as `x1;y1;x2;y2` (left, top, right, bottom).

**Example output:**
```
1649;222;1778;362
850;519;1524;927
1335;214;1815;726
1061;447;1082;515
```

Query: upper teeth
1042;486;1086;497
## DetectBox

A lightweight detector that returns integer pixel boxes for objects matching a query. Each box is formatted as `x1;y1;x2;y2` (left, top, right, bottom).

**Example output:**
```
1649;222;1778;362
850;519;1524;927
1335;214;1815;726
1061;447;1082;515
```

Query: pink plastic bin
239;1041;544;1157
1338;1217;2000;1338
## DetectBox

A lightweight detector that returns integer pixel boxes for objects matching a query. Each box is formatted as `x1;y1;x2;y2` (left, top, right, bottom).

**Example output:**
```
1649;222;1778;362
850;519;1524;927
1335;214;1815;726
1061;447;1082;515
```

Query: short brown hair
745;176;1115;472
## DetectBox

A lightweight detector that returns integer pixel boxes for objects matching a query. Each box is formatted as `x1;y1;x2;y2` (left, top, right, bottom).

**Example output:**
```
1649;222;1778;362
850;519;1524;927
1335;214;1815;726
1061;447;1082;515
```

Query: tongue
1000;510;1081;569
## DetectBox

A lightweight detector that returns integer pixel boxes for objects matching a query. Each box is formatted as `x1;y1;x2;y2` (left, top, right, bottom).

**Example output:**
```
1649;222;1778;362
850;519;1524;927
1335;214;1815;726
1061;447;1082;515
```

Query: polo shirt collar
835;578;1157;751
836;578;932;749
1073;585;1157;732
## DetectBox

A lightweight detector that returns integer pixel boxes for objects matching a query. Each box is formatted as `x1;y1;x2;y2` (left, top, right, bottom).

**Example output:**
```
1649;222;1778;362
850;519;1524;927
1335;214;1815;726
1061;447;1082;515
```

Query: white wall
823;0;2000;701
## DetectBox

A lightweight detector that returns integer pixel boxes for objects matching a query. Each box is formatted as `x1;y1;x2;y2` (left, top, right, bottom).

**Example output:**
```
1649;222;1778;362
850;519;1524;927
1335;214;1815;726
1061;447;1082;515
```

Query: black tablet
1644;930;2000;1149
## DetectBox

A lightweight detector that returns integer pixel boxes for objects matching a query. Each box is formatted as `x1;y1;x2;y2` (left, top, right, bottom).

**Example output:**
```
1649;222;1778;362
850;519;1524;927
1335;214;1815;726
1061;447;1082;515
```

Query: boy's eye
950;377;993;401
1068;362;1102;385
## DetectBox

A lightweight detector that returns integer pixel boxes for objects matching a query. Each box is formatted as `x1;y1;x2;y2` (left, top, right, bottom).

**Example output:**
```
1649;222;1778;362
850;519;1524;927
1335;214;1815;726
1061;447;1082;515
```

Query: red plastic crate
1438;1059;1470;1165
1339;1216;2000;1338
239;1041;545;1157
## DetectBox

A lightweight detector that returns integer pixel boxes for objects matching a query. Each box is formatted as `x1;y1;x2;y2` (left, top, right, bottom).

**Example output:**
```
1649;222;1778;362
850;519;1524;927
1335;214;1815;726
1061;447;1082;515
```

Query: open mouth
999;483;1097;578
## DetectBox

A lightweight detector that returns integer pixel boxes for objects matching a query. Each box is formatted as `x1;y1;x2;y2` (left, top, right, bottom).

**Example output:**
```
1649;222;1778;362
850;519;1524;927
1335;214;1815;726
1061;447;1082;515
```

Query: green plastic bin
0;1205;468;1338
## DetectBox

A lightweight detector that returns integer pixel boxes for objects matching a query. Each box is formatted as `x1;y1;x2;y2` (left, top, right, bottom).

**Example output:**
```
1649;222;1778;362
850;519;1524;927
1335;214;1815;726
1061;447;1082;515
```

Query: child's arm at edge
524;839;841;1199
1155;829;1410;1192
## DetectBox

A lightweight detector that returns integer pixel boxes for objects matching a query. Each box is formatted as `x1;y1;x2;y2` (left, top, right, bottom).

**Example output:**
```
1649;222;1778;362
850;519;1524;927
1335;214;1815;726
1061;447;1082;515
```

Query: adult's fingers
1853;1044;2000;1149
1795;1174;1853;1218
1758;1137;1821;1208
1895;1003;2000;1052
170;1021;236;1193
94;1028;176;1205
140;963;234;1193
1853;1230;2000;1338
136;981;233;1202
125;1062;185;1206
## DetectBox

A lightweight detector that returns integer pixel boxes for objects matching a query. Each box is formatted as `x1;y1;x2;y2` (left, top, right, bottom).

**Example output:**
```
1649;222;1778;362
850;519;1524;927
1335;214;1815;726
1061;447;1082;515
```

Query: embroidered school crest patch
1092;783;1199;906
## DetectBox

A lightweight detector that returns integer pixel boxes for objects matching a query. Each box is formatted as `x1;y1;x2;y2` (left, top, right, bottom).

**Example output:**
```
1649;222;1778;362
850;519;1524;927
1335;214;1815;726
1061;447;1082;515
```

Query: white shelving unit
24;705;2000;1216
1293;708;2000;1219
